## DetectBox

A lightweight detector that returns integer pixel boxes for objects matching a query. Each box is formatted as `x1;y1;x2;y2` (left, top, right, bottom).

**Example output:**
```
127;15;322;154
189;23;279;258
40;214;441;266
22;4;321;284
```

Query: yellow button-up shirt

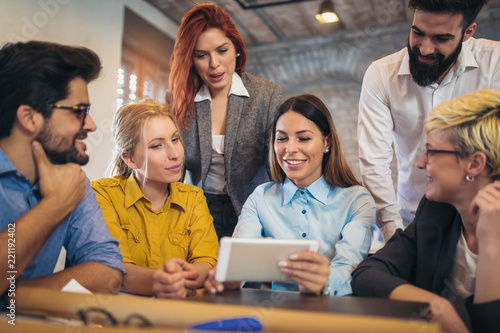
91;175;218;269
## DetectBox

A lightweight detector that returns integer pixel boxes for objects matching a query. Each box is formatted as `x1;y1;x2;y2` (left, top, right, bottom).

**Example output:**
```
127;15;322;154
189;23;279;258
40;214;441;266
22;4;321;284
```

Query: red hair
168;4;247;129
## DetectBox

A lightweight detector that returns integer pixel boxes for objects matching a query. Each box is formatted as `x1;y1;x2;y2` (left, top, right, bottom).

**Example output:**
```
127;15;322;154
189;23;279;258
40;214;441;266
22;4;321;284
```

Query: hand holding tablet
215;237;321;282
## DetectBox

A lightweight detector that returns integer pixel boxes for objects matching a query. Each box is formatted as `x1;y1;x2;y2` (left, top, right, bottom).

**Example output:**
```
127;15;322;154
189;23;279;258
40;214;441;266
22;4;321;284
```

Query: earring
325;148;329;153
236;53;241;57
466;175;474;182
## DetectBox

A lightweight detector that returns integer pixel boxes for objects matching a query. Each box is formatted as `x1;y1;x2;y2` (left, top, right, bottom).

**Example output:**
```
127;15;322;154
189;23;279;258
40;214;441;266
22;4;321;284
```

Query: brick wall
246;9;500;185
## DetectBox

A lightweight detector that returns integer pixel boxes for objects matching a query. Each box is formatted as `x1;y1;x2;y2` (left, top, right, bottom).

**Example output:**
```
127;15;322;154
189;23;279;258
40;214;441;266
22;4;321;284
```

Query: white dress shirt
358;37;500;241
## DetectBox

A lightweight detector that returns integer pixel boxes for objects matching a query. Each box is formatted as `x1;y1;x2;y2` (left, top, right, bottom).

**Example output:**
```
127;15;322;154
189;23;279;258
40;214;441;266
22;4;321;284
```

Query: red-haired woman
169;4;282;239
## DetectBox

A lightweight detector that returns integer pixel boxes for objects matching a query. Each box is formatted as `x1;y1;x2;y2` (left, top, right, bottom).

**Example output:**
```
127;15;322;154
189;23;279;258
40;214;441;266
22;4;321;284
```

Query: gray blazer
183;72;282;215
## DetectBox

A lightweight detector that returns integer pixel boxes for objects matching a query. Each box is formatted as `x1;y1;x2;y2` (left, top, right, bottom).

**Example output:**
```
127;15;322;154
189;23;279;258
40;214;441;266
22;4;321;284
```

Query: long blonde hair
108;100;182;177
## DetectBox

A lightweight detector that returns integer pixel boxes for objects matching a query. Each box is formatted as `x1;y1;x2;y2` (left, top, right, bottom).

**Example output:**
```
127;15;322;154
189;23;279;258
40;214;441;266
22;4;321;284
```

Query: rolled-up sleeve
358;62;404;241
65;179;125;275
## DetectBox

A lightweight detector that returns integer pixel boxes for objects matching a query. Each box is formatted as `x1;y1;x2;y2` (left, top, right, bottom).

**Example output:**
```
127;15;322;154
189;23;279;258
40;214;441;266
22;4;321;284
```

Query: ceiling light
315;0;339;23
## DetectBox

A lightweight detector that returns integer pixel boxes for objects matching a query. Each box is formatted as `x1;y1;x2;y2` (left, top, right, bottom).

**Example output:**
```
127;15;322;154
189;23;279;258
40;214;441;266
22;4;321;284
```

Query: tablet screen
215;237;321;282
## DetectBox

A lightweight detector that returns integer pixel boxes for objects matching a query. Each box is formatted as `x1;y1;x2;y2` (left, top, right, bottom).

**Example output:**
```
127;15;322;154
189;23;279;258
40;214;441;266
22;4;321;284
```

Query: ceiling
144;0;500;46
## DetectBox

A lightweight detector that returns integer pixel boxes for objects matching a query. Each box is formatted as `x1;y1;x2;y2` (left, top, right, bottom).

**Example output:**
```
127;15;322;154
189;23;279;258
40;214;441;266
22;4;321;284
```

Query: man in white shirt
358;0;500;241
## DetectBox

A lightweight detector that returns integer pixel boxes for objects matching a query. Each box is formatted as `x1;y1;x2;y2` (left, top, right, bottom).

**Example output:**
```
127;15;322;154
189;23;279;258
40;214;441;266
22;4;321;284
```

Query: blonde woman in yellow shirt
92;101;218;298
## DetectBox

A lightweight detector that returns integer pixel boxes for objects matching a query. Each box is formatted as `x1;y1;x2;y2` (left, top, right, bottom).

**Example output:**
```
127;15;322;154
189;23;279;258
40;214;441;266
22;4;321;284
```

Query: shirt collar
453;39;478;74
399;50;411;76
282;176;331;206
0;148;16;175
160;183;185;213
124;173;185;212
124;174;146;209
194;72;250;102
0;147;35;188
399;39;477;77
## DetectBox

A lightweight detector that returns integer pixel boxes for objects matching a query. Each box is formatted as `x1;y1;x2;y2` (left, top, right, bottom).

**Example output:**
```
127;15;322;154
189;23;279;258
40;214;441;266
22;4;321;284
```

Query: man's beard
36;126;89;166
407;38;462;87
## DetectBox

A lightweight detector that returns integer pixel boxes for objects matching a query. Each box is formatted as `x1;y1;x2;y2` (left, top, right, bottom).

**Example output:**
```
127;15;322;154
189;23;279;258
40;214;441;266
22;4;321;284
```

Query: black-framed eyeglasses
77;307;152;328
424;146;494;169
46;104;91;126
424;146;460;164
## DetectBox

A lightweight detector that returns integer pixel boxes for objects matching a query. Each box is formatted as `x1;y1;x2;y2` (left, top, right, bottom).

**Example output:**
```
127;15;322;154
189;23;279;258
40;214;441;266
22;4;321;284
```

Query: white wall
0;0;178;180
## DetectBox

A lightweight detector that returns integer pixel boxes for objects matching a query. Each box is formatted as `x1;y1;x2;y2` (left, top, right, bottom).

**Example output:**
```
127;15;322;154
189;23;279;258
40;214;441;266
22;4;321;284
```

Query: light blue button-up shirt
233;176;375;295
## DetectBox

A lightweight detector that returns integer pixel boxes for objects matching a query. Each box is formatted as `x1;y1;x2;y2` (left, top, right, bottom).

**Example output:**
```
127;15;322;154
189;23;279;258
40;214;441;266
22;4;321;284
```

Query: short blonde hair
425;88;500;181
108;100;181;177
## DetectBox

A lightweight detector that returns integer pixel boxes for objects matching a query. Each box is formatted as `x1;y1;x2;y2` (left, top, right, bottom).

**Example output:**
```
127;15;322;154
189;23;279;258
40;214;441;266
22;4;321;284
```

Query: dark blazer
351;197;500;333
182;72;282;215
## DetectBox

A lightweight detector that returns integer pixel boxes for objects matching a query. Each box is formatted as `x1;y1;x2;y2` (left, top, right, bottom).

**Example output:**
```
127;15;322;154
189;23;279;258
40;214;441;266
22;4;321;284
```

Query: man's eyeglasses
424;146;494;169
46;104;91;126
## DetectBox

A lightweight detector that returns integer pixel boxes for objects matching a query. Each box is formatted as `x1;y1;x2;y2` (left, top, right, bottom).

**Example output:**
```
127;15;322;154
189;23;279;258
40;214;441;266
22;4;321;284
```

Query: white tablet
215;237;321;282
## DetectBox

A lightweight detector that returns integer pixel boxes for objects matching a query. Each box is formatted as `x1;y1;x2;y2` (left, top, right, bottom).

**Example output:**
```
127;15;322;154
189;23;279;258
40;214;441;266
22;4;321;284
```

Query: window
118;7;175;109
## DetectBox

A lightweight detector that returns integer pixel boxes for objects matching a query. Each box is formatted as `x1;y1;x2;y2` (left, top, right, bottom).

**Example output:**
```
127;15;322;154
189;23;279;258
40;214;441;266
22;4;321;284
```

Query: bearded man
357;0;500;241
0;41;125;309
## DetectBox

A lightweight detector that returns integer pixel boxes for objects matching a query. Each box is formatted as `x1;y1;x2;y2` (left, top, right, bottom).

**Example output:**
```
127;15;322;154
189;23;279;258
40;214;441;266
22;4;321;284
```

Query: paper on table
61;279;92;294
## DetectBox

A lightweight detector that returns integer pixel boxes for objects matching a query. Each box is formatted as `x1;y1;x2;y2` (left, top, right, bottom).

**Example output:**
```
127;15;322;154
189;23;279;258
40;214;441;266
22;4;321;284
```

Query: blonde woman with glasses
352;89;500;333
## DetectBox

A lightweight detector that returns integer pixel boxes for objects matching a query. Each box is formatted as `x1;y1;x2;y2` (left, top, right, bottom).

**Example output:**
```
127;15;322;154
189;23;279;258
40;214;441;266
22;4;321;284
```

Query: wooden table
2;287;441;332
191;288;429;320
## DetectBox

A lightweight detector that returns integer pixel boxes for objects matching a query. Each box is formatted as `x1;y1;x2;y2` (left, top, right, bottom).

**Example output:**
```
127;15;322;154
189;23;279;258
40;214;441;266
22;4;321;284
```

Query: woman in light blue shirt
205;94;375;295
